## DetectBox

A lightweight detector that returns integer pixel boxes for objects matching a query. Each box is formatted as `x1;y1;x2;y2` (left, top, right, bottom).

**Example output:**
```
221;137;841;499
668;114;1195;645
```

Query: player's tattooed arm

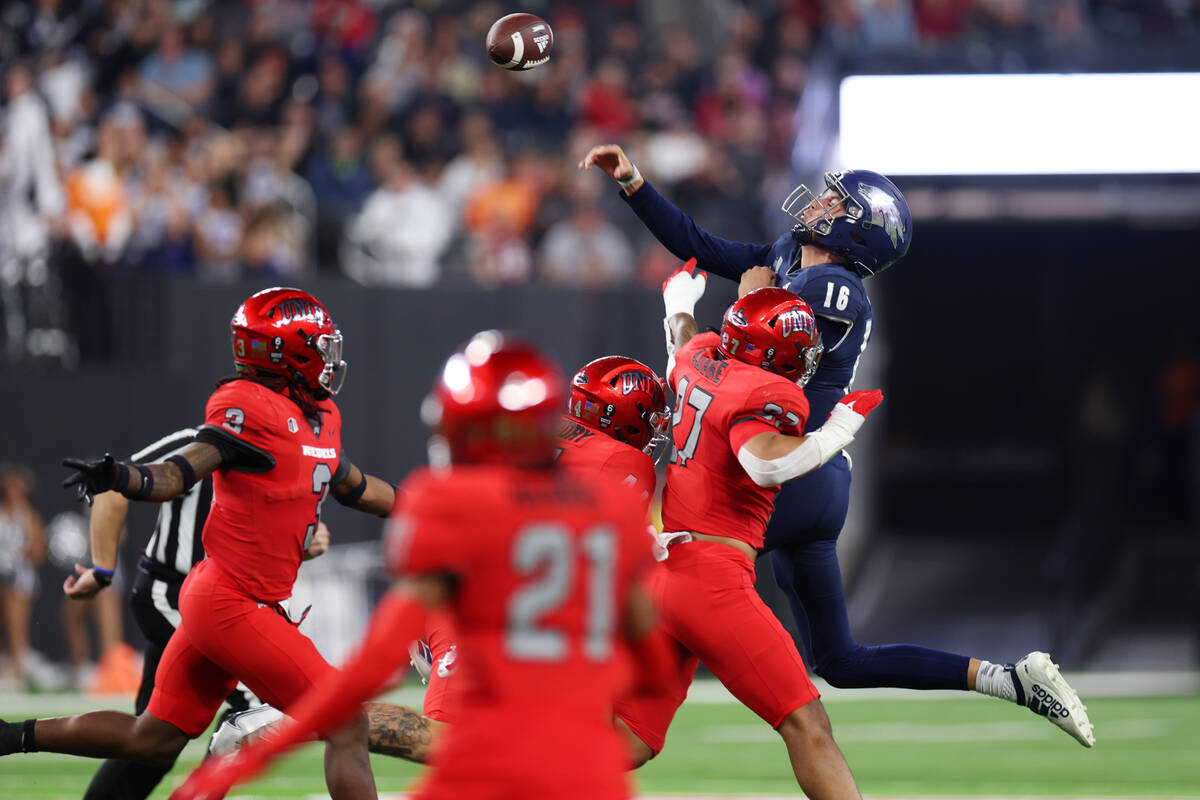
331;460;398;517
62;442;224;505
363;702;441;763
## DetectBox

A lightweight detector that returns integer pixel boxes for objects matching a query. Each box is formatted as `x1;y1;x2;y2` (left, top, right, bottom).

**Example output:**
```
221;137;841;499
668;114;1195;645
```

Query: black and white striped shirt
130;428;211;580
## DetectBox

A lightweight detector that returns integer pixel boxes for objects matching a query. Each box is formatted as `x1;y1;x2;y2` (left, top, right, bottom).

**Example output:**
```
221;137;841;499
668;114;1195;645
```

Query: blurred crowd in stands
1;0;1198;361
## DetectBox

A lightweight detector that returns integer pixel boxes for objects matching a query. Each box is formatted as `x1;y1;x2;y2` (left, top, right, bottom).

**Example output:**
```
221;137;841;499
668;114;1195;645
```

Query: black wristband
166;454;197;492
336;472;369;507
130;464;154;500
111;461;131;493
21;718;37;752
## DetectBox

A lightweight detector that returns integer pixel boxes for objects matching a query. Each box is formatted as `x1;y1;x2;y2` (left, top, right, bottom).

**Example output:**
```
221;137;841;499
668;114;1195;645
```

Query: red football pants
614;539;819;755
146;558;335;737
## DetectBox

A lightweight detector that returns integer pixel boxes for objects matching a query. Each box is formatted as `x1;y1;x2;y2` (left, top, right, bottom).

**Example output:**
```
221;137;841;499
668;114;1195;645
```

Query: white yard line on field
2;671;1196;717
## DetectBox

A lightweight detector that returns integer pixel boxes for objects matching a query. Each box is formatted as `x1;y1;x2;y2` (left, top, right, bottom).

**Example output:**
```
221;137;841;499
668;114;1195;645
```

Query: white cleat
1012;651;1095;748
208;705;285;756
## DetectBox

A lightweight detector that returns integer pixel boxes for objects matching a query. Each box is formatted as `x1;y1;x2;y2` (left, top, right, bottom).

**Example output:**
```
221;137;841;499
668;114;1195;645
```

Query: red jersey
661;332;810;549
557;416;657;509
198;380;341;602
386;464;651;796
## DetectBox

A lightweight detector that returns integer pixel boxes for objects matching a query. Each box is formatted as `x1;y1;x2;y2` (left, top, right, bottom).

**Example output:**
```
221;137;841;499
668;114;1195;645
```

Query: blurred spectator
194;184;243;279
916;0;974;41
438;111;505;215
307;126;374;269
138;24;215;114
580;58;638;135
0;464;46;689
694;51;770;139
343;137;452;287
463;149;545;240
1;60;67;362
538;177;635;287
861;0;919;49
45;510;132;692
64;112;135;266
466;224;534;287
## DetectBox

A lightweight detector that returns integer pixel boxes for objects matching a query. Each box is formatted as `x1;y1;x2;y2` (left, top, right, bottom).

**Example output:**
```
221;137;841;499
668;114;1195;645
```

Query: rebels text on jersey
385;465;652;797
557;416;657;510
662;332;810;549
197;380;341;602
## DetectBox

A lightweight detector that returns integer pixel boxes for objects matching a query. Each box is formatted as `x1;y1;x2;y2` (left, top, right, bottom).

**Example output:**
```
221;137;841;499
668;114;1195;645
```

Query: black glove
61;454;128;506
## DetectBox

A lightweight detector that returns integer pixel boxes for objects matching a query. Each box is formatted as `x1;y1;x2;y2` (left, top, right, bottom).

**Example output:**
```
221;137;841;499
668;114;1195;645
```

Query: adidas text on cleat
1012;651;1095;747
208;705;285;756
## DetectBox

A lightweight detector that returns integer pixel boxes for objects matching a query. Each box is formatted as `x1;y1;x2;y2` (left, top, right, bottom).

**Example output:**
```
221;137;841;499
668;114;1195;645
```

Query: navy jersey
776;265;871;431
621;180;871;431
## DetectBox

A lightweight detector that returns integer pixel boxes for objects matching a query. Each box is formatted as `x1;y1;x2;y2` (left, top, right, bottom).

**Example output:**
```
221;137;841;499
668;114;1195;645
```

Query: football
486;12;554;71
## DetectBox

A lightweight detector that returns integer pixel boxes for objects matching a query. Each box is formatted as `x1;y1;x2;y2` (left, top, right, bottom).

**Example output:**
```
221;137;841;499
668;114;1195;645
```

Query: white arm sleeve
735;402;867;487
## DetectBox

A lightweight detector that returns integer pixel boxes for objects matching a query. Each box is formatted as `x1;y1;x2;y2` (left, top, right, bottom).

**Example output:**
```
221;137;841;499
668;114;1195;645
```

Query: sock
975;660;1018;703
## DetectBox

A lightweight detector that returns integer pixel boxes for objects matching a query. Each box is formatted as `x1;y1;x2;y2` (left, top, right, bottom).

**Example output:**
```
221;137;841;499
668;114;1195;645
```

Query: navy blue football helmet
782;170;912;277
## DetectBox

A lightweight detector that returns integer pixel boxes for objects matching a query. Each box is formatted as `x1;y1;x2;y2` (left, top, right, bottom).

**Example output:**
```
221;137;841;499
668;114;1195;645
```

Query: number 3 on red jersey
303;463;333;552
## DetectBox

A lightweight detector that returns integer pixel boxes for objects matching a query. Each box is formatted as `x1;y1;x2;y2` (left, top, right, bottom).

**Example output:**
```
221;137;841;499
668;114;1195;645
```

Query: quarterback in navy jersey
580;144;1095;748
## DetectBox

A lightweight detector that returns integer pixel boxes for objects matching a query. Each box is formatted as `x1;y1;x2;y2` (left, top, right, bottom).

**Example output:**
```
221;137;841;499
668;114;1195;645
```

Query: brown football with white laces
486;13;554;71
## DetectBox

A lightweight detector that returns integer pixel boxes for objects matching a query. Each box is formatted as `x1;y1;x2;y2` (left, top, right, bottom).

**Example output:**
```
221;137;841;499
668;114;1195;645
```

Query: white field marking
703;718;1173;744
2;671;1195;717
376;797;1200;800
0;686;430;716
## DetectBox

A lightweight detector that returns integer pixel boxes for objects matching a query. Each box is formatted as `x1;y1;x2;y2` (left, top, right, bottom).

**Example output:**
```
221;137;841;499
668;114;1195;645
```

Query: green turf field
3;688;1198;798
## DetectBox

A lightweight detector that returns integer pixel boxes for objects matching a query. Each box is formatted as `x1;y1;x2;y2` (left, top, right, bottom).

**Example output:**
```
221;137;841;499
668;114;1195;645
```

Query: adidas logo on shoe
1028;682;1070;719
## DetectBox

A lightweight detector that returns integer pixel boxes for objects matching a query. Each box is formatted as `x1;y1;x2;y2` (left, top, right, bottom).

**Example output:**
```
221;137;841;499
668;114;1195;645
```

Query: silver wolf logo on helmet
857;184;905;249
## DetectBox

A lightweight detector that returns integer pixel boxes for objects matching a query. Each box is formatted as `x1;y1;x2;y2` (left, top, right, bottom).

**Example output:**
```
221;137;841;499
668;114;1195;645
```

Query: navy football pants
763;456;970;690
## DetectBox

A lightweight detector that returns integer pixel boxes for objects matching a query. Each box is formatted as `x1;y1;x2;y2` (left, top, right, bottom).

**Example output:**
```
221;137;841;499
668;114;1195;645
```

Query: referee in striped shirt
62;428;330;800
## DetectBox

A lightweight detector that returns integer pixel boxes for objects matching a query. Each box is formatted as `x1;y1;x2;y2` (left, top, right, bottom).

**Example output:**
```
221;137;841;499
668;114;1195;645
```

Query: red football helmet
230;287;347;396
568;356;669;453
423;331;564;467
719;287;824;385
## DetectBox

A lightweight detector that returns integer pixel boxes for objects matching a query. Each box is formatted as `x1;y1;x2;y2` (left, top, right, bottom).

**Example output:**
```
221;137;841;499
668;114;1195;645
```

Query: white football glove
663;258;708;376
662;258;707;319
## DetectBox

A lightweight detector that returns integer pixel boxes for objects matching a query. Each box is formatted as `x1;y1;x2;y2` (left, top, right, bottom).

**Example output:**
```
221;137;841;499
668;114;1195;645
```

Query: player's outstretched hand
63;564;103;599
169;748;266;800
838;389;884;419
578;144;635;182
663;258;708;319
61;454;120;507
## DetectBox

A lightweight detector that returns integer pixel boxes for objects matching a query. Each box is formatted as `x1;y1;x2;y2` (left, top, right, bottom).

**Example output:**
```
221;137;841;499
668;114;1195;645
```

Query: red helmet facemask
423;331;564;468
719;288;824;385
567;356;669;454
231;287;347;398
